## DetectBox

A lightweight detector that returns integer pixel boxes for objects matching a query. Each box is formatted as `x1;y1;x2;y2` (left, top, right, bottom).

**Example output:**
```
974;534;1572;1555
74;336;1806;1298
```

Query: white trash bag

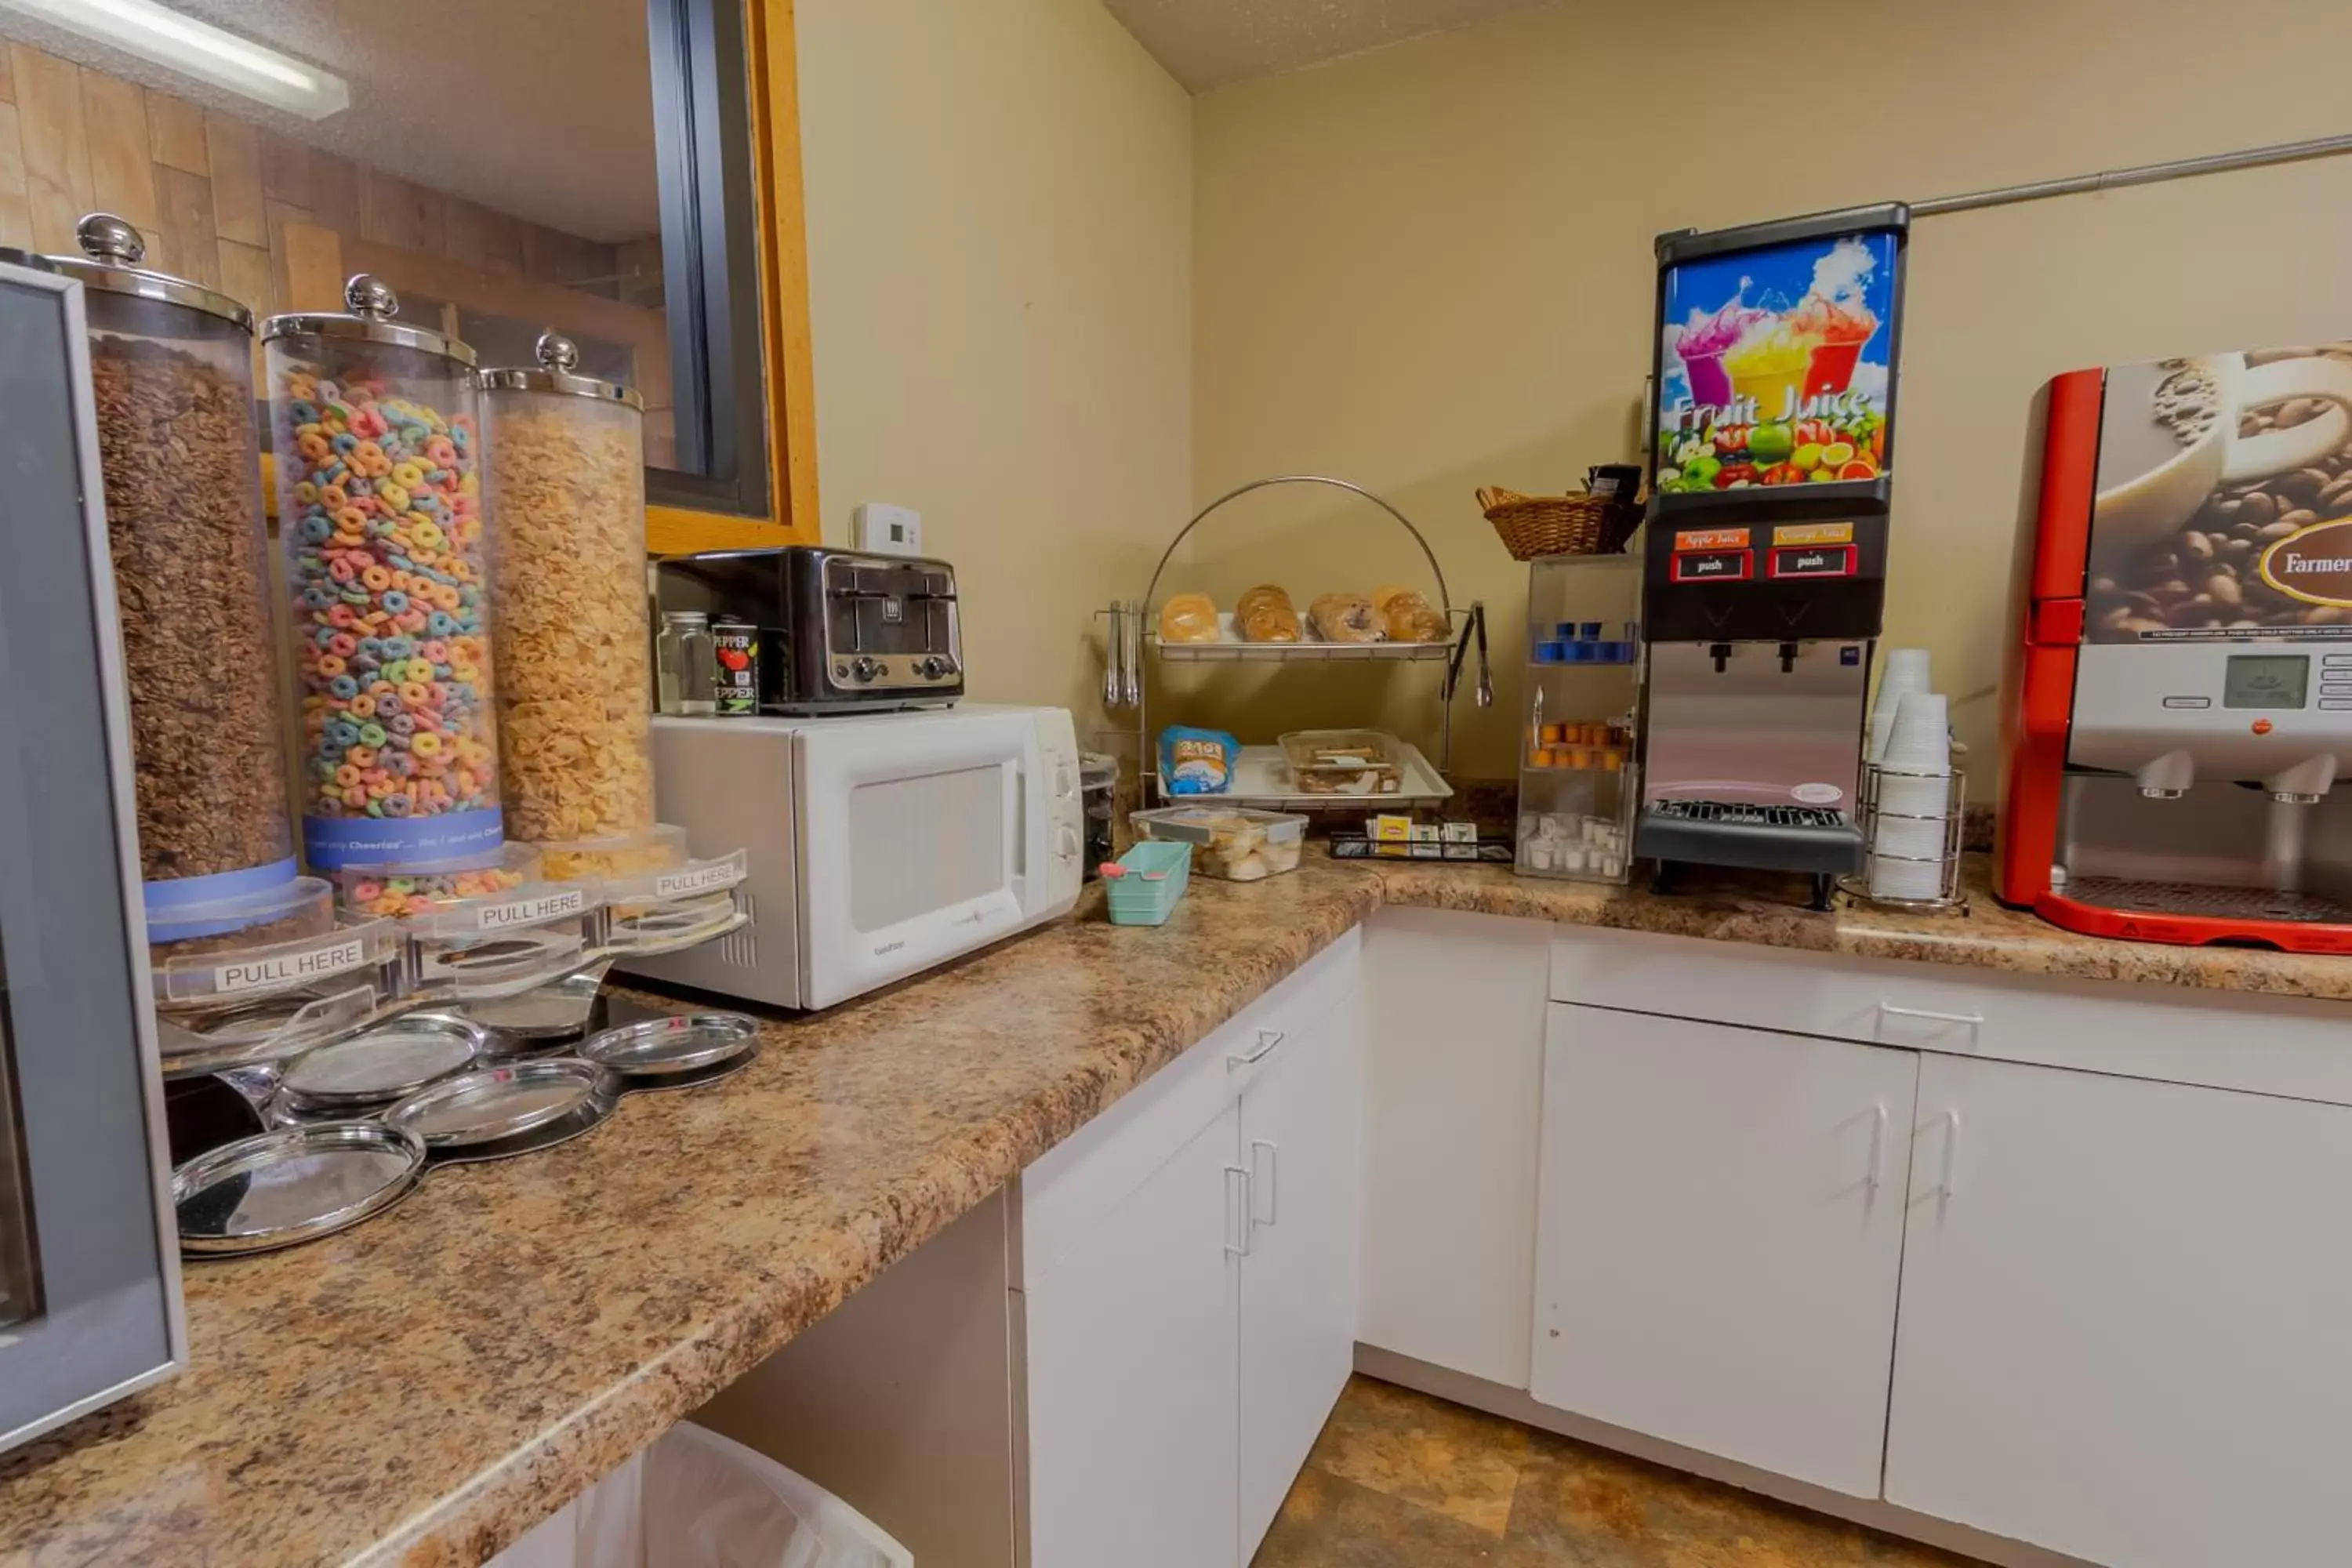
494;1421;913;1568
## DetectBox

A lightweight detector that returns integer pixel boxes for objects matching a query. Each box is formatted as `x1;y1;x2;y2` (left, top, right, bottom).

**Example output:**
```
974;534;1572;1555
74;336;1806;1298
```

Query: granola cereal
90;336;296;887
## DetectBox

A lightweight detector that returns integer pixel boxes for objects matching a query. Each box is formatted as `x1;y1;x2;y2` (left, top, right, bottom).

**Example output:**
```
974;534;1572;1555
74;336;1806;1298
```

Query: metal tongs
1446;601;1493;709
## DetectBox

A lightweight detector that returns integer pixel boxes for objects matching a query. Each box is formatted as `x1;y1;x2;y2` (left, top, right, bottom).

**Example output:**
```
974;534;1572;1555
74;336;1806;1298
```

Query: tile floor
1252;1377;1986;1567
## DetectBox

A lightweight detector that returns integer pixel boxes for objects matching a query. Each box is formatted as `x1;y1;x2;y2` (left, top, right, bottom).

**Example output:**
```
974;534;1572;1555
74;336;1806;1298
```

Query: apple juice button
1673;550;1750;582
1770;546;1854;579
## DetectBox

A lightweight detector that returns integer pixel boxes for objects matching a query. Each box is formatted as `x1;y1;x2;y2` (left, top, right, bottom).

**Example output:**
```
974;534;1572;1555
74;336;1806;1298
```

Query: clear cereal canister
262;275;503;875
480;333;656;853
45;213;302;936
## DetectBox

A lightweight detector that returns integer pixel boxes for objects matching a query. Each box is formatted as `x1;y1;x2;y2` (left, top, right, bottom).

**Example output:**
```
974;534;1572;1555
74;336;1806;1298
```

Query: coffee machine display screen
2223;654;2310;709
1655;230;1896;495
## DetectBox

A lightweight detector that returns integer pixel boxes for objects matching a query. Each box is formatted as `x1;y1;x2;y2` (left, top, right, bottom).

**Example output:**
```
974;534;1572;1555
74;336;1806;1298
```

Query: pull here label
655;863;737;900
474;888;587;931
212;936;369;996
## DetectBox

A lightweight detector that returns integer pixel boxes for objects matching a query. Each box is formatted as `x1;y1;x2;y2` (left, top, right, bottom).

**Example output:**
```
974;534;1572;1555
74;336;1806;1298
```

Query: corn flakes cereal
485;391;655;846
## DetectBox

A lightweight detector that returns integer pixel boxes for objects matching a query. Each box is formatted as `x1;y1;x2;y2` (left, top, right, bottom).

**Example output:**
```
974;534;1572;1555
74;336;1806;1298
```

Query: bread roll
1236;583;1301;642
1377;587;1449;643
1308;592;1382;643
1158;592;1221;644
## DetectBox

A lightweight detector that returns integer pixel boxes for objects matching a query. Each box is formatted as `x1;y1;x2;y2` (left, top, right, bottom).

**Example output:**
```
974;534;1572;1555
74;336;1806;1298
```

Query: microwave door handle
1004;757;1028;905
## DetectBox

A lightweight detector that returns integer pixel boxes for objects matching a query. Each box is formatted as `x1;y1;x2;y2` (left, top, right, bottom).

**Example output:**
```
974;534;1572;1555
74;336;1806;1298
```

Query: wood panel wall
0;38;676;458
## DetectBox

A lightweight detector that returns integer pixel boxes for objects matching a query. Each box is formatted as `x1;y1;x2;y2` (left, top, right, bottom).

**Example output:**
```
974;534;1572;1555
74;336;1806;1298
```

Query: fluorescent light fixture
0;0;349;119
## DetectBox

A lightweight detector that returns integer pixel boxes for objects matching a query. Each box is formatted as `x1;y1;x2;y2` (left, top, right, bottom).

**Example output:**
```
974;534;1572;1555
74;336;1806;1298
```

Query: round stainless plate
581;1012;759;1081
425;1084;617;1164
383;1058;614;1149
278;1014;486;1110
174;1123;425;1256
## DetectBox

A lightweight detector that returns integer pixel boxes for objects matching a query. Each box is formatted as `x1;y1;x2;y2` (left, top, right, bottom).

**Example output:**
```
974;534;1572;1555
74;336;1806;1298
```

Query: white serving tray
1160;741;1454;810
1149;612;1454;662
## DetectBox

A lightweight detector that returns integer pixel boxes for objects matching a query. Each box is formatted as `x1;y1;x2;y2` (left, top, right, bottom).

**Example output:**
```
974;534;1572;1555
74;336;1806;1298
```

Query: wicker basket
1478;487;1642;561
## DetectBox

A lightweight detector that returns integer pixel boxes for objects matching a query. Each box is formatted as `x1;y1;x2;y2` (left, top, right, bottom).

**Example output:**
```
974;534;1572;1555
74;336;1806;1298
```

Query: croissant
1308;592;1382;643
1158;591;1221;644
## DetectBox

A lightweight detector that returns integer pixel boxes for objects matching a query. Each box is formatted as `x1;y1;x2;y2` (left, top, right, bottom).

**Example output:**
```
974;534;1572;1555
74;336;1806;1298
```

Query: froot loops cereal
331;858;530;920
278;366;502;867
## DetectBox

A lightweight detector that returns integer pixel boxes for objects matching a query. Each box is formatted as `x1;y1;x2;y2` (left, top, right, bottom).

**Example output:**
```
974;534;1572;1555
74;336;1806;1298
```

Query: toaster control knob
850;655;881;683
919;655;951;681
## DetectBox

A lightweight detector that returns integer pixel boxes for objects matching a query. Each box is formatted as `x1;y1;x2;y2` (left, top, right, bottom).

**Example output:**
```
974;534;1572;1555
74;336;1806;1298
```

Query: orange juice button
1773;521;1854;546
1673;527;1750;552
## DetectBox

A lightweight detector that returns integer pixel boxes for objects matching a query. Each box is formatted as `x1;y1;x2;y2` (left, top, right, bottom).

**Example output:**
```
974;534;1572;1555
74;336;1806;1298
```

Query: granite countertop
2;850;2343;1567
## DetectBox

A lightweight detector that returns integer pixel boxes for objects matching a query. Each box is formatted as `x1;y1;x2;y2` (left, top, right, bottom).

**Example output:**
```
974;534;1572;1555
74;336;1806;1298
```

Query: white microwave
620;706;1085;1009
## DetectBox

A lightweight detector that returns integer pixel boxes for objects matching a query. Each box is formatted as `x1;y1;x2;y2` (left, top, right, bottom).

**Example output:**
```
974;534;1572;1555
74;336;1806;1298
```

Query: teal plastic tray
1105;840;1192;926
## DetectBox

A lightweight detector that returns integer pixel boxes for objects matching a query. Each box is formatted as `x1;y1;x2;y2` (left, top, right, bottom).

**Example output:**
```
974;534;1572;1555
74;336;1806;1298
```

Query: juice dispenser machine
1998;345;2352;951
1635;205;1909;907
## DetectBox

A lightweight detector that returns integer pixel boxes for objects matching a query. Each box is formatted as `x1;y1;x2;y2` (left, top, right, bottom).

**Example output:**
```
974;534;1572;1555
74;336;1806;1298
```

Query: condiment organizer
1515;552;1643;884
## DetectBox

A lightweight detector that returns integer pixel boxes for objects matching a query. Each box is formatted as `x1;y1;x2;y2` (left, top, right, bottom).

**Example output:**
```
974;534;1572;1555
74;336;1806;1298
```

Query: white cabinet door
1236;991;1362;1561
1361;907;1552;1388
1025;1103;1241;1568
1887;1055;2352;1568
1530;1005;1917;1497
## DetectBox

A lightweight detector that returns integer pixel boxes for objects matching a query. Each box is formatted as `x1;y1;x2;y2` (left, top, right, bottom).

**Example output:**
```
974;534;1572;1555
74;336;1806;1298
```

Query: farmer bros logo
2259;517;2352;608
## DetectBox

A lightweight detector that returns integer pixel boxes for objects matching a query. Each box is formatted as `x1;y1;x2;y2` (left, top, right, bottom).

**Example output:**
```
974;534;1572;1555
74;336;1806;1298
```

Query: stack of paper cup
1867;649;1933;765
1870;691;1953;902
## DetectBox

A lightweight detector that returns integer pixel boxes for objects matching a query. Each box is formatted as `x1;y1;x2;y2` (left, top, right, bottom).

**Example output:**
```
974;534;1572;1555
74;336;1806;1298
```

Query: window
0;0;770;515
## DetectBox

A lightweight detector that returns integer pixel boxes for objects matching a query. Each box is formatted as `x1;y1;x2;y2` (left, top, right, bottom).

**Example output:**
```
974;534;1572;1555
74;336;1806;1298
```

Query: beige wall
794;0;1191;749
1192;0;2352;782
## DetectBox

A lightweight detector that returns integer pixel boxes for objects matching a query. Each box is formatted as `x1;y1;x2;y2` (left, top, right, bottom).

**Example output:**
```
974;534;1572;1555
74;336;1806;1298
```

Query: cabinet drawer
1021;930;1359;1290
1548;925;2352;1106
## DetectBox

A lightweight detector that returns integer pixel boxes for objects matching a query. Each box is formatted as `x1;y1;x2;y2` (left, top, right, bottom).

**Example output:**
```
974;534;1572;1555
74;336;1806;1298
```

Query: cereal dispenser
263;277;506;877
45;213;310;950
480;333;659;864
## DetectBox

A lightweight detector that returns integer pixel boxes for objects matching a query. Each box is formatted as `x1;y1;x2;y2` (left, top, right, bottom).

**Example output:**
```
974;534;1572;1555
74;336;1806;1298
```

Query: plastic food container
49;214;299;929
481;334;656;848
1104;839;1192;925
535;821;689;882
263;276;499;873
1131;805;1305;881
1279;729;1403;796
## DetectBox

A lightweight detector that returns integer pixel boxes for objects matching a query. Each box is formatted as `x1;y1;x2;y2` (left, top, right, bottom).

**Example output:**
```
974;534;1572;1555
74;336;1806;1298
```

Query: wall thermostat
854;503;924;557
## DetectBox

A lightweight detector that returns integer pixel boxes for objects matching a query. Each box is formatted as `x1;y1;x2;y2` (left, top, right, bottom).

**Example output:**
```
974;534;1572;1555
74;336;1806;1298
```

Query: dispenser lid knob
535;332;580;372
75;212;144;267
344;273;400;320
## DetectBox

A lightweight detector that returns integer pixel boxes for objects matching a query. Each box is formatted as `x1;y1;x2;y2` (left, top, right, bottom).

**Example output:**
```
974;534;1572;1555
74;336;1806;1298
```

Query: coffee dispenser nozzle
2263;753;2338;806
2135;750;2195;800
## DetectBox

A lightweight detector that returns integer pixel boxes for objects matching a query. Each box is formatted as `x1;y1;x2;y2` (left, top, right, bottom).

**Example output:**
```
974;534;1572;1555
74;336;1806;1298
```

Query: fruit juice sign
1655;231;1896;494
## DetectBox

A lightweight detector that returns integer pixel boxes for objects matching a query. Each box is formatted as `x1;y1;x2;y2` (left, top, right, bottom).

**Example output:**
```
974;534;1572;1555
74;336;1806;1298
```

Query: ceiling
1102;0;1551;93
0;0;659;242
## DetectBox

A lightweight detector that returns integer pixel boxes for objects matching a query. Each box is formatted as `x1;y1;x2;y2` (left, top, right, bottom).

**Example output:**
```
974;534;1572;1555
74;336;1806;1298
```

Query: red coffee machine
1999;346;2352;951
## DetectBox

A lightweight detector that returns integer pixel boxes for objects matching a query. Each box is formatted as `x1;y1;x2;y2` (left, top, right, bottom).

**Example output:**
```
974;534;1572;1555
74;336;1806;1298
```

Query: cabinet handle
1878;1002;1984;1033
1864;1102;1887;1201
1226;1028;1284;1069
1223;1164;1252;1257
1936;1110;1962;1203
1250;1139;1279;1228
